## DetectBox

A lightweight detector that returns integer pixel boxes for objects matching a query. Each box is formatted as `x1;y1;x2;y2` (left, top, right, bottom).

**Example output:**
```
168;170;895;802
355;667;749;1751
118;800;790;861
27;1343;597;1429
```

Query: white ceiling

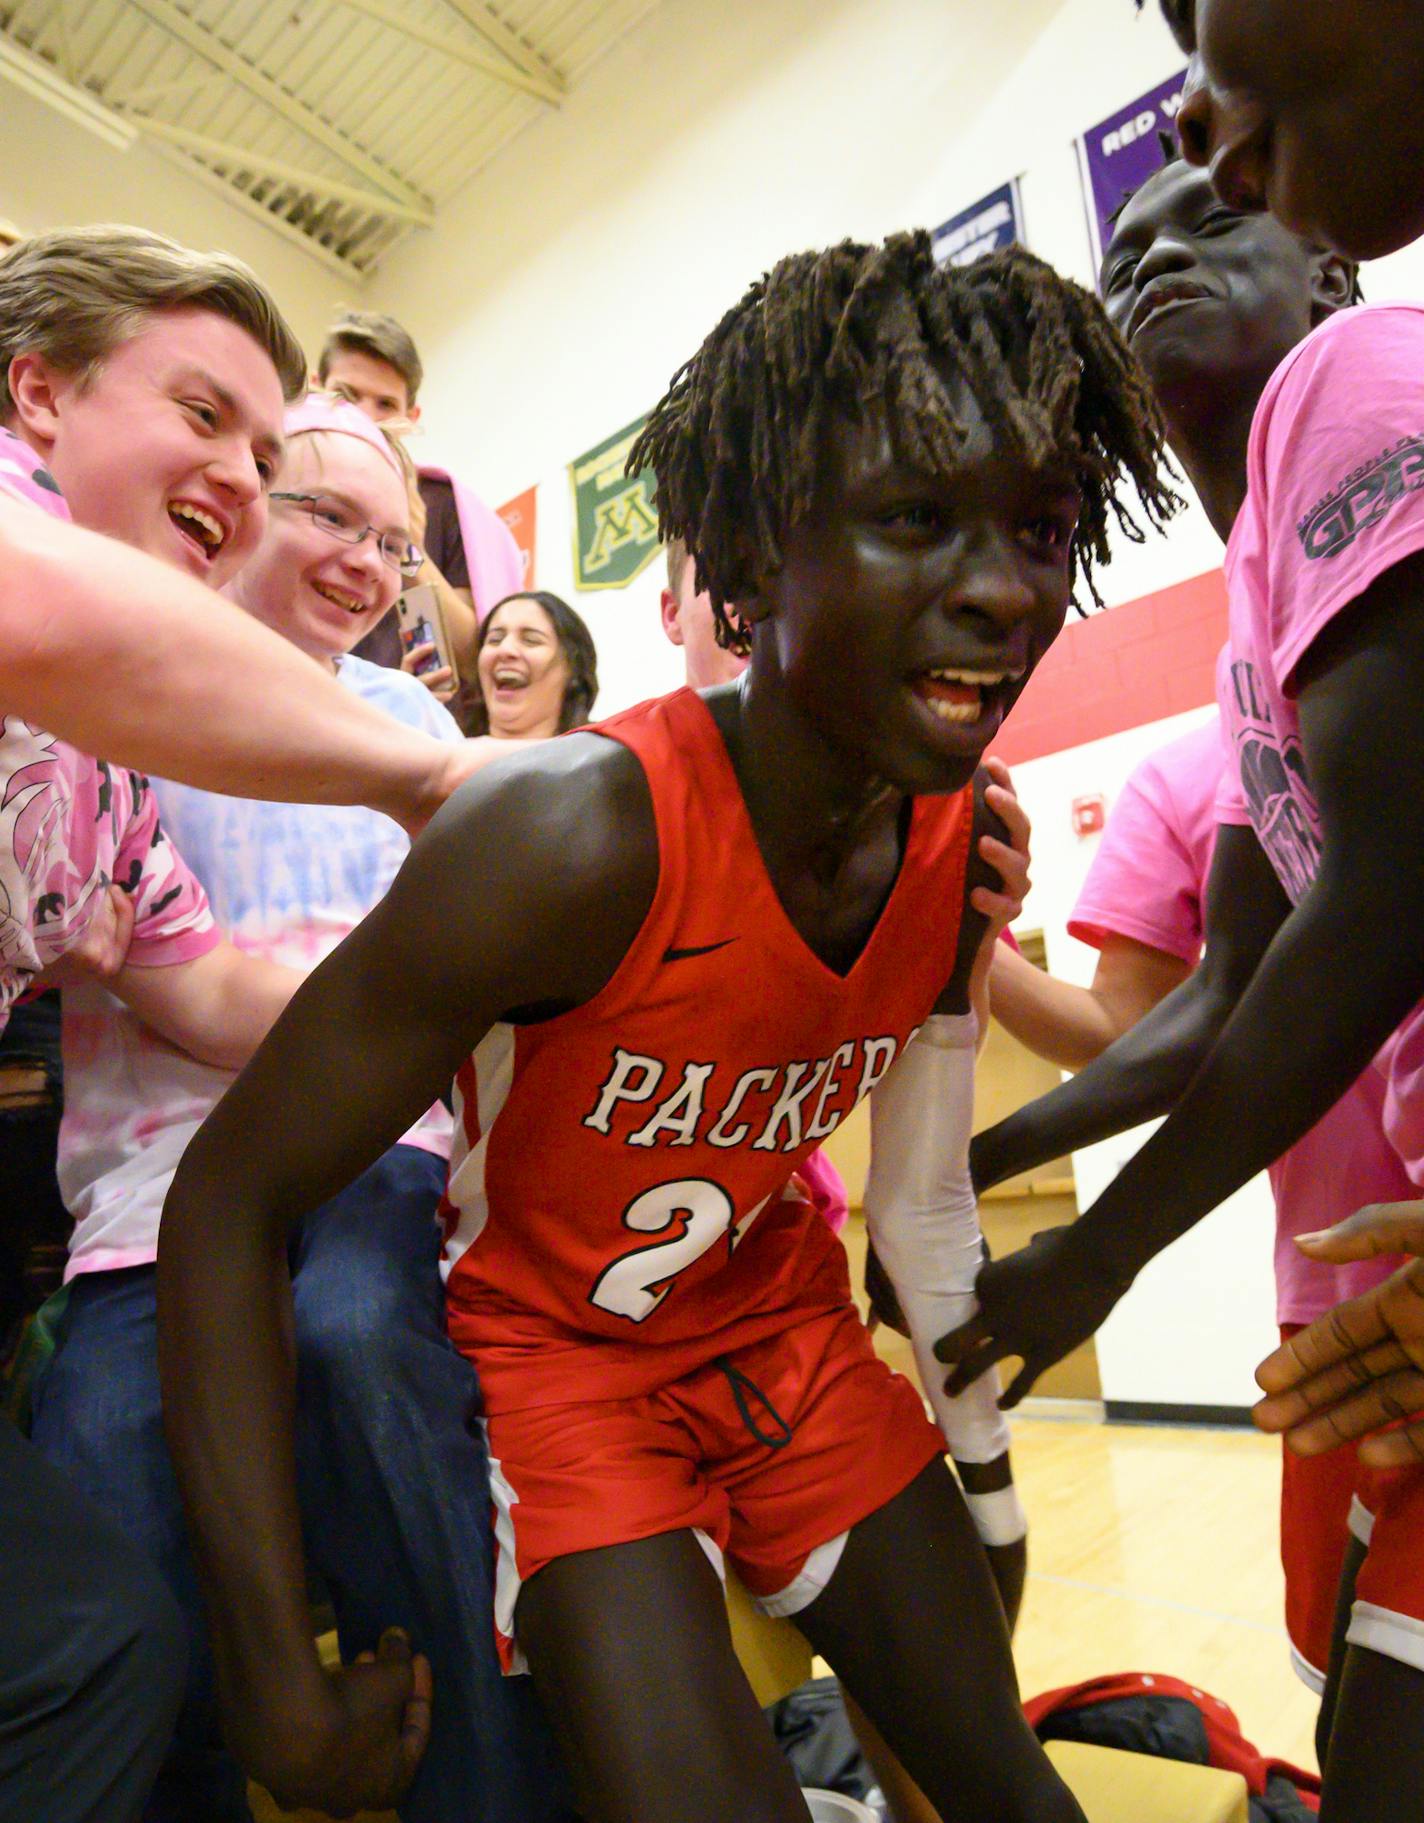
0;0;660;278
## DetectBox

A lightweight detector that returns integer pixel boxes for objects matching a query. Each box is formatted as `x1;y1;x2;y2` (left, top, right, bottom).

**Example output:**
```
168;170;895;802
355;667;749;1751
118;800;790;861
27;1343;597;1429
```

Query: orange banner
496;485;537;590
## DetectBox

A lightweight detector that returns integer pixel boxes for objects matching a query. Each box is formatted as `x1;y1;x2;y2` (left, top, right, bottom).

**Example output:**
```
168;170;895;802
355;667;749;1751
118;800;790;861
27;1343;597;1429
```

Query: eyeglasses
270;491;424;580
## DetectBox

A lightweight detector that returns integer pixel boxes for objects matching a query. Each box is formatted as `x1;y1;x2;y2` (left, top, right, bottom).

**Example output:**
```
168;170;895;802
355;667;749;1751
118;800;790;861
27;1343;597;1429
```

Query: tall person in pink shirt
957;153;1424;1818
989;711;1414;1708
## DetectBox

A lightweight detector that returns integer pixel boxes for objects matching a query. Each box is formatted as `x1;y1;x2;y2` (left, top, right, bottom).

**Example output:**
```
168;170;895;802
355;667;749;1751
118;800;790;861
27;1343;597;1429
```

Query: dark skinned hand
1254;1201;1424;1466
239;1627;432;1818
934;1223;1132;1408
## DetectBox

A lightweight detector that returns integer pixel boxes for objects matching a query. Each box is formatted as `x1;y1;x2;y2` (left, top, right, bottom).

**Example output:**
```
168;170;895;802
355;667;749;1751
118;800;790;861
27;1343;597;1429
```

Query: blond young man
0;227;484;1823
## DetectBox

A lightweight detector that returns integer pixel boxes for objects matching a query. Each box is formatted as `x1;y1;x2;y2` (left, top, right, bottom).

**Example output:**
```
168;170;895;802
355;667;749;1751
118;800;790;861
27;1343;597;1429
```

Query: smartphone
396;584;452;678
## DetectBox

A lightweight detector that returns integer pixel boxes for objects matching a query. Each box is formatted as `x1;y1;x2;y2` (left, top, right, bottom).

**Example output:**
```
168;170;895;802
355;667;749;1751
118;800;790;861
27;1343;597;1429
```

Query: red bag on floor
1025;1672;1321;1818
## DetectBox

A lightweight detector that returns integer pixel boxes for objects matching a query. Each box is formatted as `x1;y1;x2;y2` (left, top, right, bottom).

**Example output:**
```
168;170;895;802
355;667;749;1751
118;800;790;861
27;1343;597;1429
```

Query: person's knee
297;1273;423;1387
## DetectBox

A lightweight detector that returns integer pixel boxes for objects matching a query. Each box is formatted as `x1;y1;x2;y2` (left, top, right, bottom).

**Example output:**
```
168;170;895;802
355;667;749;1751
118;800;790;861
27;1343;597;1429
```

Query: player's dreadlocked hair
629;232;1178;654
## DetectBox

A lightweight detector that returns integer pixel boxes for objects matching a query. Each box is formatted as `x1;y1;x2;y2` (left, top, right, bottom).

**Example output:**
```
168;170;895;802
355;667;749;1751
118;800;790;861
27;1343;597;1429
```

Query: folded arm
113;943;304;1072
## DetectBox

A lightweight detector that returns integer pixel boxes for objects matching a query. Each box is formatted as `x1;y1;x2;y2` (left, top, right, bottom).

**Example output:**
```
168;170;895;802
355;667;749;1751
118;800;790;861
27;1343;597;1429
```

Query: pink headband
282;390;407;484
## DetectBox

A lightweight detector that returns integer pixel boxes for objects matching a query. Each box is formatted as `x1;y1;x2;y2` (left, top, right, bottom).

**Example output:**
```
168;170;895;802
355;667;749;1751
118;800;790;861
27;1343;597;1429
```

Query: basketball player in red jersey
155;235;1173;1823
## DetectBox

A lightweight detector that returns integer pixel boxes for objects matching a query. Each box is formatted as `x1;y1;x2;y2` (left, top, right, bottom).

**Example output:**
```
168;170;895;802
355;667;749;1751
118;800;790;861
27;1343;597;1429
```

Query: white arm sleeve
863;1012;1025;1544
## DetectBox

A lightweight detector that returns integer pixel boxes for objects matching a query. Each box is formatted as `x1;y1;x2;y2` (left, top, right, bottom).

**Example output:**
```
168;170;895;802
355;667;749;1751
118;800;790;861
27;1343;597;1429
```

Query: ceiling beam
129;115;435;225
53;0;79;84
0;33;137;150
123;0;428;212
439;0;565;97
333;0;563;104
109;69;230;112
142;137;366;283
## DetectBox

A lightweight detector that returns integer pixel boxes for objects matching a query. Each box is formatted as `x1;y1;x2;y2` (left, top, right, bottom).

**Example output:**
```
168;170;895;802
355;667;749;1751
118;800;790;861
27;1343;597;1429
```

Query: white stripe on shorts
753;1530;849;1618
1348;1600;1424;1676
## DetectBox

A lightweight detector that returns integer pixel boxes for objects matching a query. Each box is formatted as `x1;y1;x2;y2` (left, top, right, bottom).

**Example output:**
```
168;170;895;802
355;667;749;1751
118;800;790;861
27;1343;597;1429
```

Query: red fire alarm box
1072;794;1106;838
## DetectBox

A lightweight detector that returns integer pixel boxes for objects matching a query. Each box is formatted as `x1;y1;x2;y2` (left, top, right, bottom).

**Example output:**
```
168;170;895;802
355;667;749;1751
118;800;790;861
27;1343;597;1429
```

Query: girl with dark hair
469;591;599;740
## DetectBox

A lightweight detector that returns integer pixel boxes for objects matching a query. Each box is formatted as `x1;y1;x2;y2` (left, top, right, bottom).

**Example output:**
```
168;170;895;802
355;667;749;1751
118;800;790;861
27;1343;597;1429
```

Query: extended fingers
1276;1368;1424;1456
942;1338;1013;1400
1254;1294;1394;1392
934;1311;990;1366
1297;1202;1424;1263
1254;1337;1410;1429
1361;1419;1424;1468
1000;1355;1046;1410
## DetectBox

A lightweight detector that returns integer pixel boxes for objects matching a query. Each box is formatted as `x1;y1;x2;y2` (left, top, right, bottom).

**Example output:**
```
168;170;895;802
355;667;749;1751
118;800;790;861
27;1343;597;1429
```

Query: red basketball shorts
1278;1325;1424;1683
482;1299;943;1672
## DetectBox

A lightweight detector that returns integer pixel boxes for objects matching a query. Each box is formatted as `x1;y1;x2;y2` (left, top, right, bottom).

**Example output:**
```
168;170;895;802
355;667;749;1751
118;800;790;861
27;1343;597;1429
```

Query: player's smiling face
749;390;1078;796
1101;162;1332;399
1167;0;1424;260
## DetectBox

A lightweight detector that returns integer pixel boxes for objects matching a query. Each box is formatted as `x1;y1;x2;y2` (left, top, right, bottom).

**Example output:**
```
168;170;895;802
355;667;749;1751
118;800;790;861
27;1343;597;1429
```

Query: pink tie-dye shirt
0;429;217;1030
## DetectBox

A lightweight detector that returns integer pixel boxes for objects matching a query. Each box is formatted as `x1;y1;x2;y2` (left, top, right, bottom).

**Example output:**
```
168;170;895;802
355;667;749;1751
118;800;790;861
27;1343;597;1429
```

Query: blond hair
0;224;307;419
317;309;423;405
665;535;692;595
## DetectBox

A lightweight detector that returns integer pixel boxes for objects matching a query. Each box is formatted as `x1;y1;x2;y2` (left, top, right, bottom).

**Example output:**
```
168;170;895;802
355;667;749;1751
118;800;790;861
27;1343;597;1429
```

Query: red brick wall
989;569;1228;767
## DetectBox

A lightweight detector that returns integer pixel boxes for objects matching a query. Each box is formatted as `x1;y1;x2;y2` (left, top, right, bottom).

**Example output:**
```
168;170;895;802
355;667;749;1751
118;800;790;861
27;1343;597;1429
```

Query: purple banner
931;180;1024;268
1077;69;1189;273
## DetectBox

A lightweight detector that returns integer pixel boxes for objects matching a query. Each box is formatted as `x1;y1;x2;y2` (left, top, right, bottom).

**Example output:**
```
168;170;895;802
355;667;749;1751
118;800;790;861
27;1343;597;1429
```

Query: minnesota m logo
570;412;662;590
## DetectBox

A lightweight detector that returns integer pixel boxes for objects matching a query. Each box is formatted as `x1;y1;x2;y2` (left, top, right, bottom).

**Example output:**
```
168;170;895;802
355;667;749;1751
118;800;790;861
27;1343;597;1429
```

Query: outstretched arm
987;933;1191;1073
155;738;655;1813
972;823;1289;1192
945;549;1424;1403
0;494;485;833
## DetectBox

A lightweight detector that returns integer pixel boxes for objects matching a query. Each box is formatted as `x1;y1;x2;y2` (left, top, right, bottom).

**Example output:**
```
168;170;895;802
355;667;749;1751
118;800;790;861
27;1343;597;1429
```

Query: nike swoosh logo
662;938;739;963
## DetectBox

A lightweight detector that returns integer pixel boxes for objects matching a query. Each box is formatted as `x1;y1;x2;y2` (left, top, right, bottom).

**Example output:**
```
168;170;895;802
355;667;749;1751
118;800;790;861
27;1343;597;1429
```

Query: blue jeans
30;1144;570;1823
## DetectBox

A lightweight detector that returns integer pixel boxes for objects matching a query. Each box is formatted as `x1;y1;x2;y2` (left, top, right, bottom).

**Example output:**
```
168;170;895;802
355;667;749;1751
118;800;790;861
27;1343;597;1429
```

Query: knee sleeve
863;1014;1026;1545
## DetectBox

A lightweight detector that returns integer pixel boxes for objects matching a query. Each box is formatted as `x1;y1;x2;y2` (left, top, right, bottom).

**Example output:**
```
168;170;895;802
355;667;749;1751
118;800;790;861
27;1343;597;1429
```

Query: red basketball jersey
441;688;973;1408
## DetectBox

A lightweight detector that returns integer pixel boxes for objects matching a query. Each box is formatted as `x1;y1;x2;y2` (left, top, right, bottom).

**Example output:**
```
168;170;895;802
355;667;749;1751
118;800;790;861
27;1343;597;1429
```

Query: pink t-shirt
0;429;217;1029
1073;715;1409;1324
1216;304;1424;1188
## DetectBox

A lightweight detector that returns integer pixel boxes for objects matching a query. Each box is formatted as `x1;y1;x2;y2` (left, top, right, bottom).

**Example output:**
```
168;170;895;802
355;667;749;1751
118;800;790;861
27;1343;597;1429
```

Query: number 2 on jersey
588;1179;736;1323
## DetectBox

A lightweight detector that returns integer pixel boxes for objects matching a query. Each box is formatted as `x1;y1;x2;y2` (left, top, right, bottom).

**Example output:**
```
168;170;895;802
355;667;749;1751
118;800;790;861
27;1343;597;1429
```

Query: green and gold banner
569;413;660;591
